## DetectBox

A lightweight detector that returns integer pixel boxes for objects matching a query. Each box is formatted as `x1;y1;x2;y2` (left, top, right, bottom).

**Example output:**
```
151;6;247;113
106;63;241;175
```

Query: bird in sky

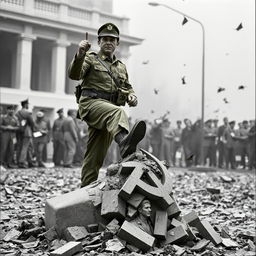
154;88;159;95
181;76;186;85
217;87;225;93
236;23;243;31
142;60;149;65
182;17;188;26
223;98;229;104
238;85;246;90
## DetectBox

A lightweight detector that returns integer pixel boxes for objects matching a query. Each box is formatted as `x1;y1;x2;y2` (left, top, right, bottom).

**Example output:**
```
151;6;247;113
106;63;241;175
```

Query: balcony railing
0;0;128;32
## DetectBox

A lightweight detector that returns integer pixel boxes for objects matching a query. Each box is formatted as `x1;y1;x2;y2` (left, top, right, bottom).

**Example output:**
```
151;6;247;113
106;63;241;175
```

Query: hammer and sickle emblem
118;149;174;210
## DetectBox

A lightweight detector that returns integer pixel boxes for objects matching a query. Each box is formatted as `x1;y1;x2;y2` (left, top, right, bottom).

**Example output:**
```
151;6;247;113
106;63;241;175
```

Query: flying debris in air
238;85;246;90
186;154;194;161
217;87;225;93
181;76;186;85
182;17;188;26
214;109;220;113
154;89;159;95
223;98;229;104
151;110;155;114
236;23;243;31
142;60;149;65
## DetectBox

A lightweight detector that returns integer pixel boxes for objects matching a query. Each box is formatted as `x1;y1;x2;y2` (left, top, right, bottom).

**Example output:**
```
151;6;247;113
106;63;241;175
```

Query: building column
16;33;36;91
51;39;70;94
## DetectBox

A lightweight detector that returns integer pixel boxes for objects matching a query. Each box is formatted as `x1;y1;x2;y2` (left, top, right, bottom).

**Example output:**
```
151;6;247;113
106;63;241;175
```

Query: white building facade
0;0;142;120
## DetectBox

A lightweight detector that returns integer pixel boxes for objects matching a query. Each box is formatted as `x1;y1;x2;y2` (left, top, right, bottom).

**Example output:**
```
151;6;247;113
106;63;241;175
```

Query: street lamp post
149;2;205;165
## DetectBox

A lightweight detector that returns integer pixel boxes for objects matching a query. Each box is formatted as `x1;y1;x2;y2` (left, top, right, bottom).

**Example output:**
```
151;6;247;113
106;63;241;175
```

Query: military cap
21;98;29;106
57;108;63;114
229;120;235;125
242;120;248;124
7;105;15;110
98;23;119;38
36;111;44;118
213;119;218;122
177;120;182;124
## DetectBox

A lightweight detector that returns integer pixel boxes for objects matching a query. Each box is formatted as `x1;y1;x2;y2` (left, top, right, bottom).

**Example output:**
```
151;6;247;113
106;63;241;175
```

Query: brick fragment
106;219;120;235
167;198;181;219
165;226;188;245
101;190;126;221
118;220;155;252
50;241;83;256
127;193;145;208
154;209;168;239
193;220;222;245
86;224;98;233
221;238;239;248
172;245;186;256
3;229;22;242
64;226;88;241
42;226;58;241
191;239;210;252
206;187;220;194
182;210;200;226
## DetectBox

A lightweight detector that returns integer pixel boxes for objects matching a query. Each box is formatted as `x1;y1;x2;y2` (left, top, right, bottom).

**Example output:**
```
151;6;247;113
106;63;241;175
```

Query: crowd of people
0;99;255;171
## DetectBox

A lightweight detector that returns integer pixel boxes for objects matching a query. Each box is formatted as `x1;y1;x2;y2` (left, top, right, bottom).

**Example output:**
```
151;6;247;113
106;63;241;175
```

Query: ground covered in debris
0;165;255;256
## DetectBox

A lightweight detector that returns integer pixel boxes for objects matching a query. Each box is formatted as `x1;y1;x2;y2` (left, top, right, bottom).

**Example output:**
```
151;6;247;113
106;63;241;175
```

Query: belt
81;88;118;103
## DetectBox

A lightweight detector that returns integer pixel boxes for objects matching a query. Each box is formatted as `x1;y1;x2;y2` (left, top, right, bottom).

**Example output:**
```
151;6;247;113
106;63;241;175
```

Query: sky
113;0;255;124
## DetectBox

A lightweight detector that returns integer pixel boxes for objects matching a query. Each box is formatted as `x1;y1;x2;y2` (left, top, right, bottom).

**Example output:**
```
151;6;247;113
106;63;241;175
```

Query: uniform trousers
79;96;129;187
18;137;33;165
0;132;15;165
63;132;77;166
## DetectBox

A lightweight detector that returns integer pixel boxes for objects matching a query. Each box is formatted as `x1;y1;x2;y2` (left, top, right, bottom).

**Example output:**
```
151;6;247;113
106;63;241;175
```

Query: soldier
248;120;255;170
68;23;146;187
203;119;217;166
33;111;49;167
16;99;35;168
62;110;78;168
130;199;154;235
52;108;65;166
217;117;229;168
191;119;202;166
0;105;19;168
172;120;183;167
181;118;193;167
238;120;250;169
149;119;162;159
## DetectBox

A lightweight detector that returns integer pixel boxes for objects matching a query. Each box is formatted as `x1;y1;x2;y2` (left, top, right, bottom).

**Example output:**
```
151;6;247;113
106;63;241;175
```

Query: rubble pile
0;150;255;256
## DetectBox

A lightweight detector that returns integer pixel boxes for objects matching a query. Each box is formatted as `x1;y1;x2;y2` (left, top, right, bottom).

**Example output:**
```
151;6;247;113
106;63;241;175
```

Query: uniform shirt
173;127;182;144
223;127;236;148
68;51;134;95
34;118;48;143
0;114;19;138
203;126;217;147
52;117;64;141
62;116;78;142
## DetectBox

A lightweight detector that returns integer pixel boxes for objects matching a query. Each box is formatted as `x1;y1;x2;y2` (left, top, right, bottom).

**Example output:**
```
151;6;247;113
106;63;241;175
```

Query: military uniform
52;109;65;166
62;114;78;167
68;23;141;187
0;106;19;167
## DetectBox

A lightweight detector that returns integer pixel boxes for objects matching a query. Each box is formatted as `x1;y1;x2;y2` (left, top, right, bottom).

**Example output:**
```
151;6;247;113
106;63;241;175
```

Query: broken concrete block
173;245;186;256
194;220;222;245
127;205;137;219
165;226;188;245
50;241;83;256
221;238;239;248
101;190;126;221
154;209;168;239
106;219;120;235
3;229;22;242
118;220;155;253
42;226;58;242
182;210;200;227
86;224;98;233
64;226;88;241
167;198;181;219
45;186;103;237
191;239;210;252
127;193;145;208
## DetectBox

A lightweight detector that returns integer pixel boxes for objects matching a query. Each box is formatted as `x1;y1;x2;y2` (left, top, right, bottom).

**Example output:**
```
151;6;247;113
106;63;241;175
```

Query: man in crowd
68;23;146;187
238;120;250;169
248;120;255;170
217;117;229;168
16;99;35;168
172;120;183;167
181;118;193;167
52;108;65;166
149;119;162;159
62;110;78;168
33;111;49;167
0;105;19;168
